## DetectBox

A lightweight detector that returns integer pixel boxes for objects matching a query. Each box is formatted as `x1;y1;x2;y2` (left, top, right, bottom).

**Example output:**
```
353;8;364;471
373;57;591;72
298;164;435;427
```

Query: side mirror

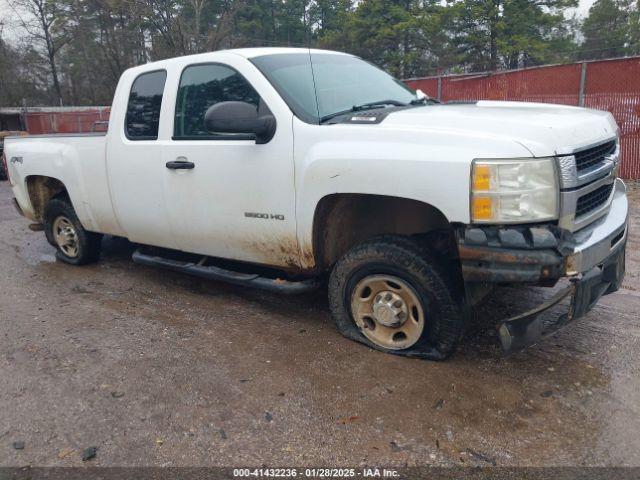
204;101;276;144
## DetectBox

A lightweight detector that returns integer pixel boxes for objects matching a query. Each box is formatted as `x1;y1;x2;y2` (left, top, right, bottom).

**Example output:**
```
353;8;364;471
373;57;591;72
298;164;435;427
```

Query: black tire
0;164;6;181
43;197;102;265
328;235;466;360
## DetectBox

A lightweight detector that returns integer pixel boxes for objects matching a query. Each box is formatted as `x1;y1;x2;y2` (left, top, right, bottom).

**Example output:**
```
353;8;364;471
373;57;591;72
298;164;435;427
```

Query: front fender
293;126;530;266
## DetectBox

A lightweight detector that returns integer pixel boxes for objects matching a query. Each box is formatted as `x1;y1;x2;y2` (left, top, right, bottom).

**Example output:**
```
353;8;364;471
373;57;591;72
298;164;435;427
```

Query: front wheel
43;198;102;265
328;235;465;360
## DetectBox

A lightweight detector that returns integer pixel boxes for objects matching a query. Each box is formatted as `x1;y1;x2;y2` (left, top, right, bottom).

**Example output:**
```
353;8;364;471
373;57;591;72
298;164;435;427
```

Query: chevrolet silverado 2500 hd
3;48;628;359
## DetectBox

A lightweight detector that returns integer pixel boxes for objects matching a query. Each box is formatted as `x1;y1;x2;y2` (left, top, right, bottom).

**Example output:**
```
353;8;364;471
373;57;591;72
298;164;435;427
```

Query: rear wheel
328;235;465;360
43;198;102;265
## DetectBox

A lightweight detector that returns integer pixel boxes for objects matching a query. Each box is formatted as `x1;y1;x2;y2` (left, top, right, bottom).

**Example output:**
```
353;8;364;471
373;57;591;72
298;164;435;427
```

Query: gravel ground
0;180;639;468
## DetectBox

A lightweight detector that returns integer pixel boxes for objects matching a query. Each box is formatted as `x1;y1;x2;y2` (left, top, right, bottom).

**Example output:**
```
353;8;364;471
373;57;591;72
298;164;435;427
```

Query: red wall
24;108;111;135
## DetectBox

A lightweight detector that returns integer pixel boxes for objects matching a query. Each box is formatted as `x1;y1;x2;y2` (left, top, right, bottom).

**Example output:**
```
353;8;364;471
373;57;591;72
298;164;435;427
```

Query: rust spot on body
458;245;560;265
240;236;316;273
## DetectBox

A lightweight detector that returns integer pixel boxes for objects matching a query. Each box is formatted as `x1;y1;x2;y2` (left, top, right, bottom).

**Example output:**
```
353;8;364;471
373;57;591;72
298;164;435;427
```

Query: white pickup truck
3;48;628;359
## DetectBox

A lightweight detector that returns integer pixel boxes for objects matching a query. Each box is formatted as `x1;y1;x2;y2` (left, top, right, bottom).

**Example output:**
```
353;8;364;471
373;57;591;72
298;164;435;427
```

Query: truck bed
5;133;122;236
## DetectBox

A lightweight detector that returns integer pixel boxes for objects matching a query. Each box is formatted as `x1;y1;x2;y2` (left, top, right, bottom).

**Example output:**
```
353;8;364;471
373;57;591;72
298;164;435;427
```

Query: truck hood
382;101;618;157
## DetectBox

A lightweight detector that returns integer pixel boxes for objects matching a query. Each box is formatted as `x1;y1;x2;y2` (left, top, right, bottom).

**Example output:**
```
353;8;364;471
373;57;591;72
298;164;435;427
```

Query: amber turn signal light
472;196;493;220
472;164;491;191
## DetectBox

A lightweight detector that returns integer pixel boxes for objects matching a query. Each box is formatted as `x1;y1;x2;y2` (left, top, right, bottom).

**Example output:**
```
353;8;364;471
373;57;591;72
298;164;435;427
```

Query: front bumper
457;178;628;353
498;241;625;352
566;179;628;274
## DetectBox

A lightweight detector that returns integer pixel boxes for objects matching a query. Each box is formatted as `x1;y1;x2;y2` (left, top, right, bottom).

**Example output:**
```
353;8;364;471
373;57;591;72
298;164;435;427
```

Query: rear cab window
125;70;167;140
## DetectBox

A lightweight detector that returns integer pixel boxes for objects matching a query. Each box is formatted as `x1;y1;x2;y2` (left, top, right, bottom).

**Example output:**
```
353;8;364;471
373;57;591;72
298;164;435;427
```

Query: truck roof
123;47;350;75
228;47;350;58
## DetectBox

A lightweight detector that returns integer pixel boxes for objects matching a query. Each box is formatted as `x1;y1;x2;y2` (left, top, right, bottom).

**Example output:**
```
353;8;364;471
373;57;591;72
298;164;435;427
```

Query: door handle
166;159;195;170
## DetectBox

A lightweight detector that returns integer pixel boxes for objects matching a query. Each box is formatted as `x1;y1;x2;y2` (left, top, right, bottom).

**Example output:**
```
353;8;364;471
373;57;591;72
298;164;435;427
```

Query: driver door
160;62;299;268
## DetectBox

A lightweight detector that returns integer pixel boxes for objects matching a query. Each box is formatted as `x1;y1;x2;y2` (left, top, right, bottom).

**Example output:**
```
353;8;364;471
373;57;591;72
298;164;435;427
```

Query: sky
572;0;598;17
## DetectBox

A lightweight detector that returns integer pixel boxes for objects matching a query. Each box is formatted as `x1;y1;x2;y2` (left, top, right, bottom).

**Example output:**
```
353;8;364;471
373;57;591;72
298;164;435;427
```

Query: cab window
174;63;263;139
125;70;167;140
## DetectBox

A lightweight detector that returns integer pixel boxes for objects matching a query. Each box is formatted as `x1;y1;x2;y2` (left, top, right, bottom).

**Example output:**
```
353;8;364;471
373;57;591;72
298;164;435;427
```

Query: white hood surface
382;101;618;157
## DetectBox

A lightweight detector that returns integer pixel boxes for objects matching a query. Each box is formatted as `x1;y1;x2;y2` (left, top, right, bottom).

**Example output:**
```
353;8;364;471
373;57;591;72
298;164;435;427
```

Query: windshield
250;53;417;124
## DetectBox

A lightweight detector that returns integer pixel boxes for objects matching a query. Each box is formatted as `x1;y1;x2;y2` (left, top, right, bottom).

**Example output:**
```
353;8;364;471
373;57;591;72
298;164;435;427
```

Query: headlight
470;158;559;223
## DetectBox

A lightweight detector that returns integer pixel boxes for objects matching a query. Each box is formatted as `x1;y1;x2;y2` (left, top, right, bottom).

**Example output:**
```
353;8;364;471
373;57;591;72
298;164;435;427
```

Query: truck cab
3;48;628;359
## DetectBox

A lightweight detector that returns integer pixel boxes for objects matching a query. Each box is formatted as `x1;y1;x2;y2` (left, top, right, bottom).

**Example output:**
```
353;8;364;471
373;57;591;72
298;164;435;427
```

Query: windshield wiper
353;99;406;110
319;100;407;124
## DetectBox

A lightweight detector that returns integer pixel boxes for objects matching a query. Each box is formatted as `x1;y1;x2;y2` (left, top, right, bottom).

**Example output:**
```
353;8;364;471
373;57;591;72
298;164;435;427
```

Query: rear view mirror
204;101;276;144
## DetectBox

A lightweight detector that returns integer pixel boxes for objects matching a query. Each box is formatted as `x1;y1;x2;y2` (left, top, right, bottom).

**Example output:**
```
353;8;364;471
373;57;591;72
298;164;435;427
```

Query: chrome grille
574;140;616;172
576;182;614;218
557;137;620;232
556;137;619;189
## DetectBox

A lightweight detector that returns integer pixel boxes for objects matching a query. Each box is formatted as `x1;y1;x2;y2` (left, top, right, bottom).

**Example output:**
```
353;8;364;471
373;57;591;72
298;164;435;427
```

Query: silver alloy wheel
53;216;79;258
350;274;425;350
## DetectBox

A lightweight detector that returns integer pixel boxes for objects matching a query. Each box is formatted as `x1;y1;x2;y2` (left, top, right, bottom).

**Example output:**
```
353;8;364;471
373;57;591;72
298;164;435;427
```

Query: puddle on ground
20;246;56;266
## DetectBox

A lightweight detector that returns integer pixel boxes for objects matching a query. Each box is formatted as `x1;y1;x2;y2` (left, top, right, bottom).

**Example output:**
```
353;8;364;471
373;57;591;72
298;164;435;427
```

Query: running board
132;250;319;295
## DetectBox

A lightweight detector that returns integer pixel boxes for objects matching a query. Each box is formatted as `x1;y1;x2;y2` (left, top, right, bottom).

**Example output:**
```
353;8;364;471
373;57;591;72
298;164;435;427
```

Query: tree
2;0;628;107
319;0;448;78
10;0;73;105
447;0;577;71
632;3;640;54
1;18;58;105
581;0;635;59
